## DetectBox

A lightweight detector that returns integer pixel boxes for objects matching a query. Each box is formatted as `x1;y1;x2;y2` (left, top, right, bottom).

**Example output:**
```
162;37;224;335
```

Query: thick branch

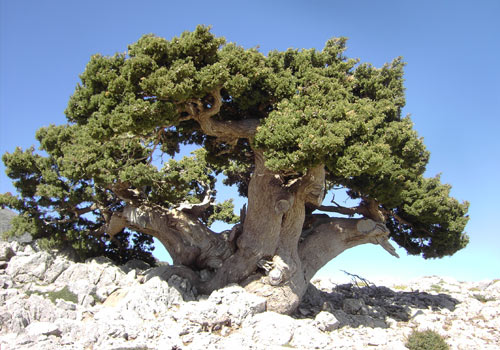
319;197;385;222
106;204;234;270
299;217;399;281
319;204;360;216
178;89;259;141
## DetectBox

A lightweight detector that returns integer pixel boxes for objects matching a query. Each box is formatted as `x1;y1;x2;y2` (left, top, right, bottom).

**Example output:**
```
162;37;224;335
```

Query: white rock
100;276;185;321
290;320;330;348
385;340;408;350
3;242;500;350
6;251;53;283
25;321;61;337
314;311;340;331
43;255;71;283
485;280;500;295
244;312;295;346
366;327;388;346
0;241;15;261
177;283;266;331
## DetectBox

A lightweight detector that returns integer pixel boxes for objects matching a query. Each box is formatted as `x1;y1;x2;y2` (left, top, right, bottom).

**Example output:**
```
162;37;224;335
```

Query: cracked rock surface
0;233;499;349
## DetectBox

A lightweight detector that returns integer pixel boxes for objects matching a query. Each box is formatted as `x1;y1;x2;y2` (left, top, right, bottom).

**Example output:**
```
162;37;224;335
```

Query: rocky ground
0;233;499;349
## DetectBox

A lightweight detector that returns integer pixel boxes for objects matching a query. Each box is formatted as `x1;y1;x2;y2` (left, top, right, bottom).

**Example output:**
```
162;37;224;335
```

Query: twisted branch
177;89;259;141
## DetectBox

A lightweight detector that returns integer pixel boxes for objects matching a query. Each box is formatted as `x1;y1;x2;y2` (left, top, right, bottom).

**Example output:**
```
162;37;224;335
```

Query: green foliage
47;286;79;304
26;285;78;304
1;25;469;262
429;284;449;293
405;330;449;350
472;294;496;303
392;284;408;290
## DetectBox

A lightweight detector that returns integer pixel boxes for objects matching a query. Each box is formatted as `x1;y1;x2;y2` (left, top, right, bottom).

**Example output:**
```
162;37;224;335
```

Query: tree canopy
1;25;469;267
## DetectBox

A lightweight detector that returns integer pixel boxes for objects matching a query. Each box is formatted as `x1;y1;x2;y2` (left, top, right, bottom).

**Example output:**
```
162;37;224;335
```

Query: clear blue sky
1;0;499;282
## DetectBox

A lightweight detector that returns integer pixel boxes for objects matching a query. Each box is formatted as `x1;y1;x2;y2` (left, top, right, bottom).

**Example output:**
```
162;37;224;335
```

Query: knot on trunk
257;255;290;286
273;190;294;215
275;199;291;214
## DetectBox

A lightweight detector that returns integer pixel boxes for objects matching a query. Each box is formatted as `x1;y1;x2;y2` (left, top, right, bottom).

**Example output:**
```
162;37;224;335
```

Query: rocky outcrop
0;230;499;349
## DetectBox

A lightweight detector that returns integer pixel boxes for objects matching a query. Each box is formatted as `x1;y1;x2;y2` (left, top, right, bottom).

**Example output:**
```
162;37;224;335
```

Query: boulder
100;276;189;321
0;241;15;262
289;320;331;349
5;251;54;284
314;311;340;331
54;256;135;304
177;284;266;330
25;321;61;337
0;209;17;236
8;232;33;245
123;259;151;271
243;312;296;346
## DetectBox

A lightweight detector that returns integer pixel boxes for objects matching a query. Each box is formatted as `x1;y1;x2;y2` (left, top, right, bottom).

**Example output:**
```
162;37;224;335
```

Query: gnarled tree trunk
105;152;398;314
102;88;400;314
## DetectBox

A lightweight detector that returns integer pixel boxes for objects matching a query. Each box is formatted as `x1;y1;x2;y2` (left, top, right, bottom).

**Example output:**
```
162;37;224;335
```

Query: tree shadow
295;283;460;329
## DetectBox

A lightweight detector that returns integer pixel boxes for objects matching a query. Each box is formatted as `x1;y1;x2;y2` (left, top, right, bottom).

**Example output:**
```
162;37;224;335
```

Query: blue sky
1;0;499;282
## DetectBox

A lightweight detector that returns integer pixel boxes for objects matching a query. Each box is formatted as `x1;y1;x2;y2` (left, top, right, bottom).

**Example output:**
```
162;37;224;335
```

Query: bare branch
341;270;376;288
319;197;385;223
72;204;98;216
318;204;360;216
177;182;214;216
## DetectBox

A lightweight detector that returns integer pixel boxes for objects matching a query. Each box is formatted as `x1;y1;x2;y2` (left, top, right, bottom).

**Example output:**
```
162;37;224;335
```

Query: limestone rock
177;284;266;333
0;241;15;262
102;276;188;320
314;310;340;331
123;258;151;271
289;320;330;349
342;297;366;314
54;256;135;304
5;251;54;284
243;312;295;346
25;321;61;337
1;238;499;350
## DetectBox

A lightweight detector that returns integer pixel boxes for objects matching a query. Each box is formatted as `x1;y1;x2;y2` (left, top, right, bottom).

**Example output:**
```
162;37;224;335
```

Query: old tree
1;27;469;314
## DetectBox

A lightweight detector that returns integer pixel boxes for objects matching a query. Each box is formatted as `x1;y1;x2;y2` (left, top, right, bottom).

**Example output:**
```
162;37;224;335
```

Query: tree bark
107;205;234;270
104;156;399;315
100;88;400;314
299;217;399;282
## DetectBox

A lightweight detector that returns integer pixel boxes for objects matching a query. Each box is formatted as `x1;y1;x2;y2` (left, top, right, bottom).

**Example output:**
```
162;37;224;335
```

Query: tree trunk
102;86;401;313
105;154;399;314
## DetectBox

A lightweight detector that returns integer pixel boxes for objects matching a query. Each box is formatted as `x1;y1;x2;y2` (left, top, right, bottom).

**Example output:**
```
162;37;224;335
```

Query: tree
1;26;469;314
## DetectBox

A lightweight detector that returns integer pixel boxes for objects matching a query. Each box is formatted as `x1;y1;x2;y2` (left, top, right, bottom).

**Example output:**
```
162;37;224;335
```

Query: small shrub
25;286;78;304
430;284;442;292
472;294;496;303
47;286;78;304
393;284;408;290
405;330;449;350
429;284;449;293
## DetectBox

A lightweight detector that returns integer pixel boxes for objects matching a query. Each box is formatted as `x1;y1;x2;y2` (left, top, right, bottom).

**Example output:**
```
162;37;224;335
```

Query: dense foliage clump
405;330;450;350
